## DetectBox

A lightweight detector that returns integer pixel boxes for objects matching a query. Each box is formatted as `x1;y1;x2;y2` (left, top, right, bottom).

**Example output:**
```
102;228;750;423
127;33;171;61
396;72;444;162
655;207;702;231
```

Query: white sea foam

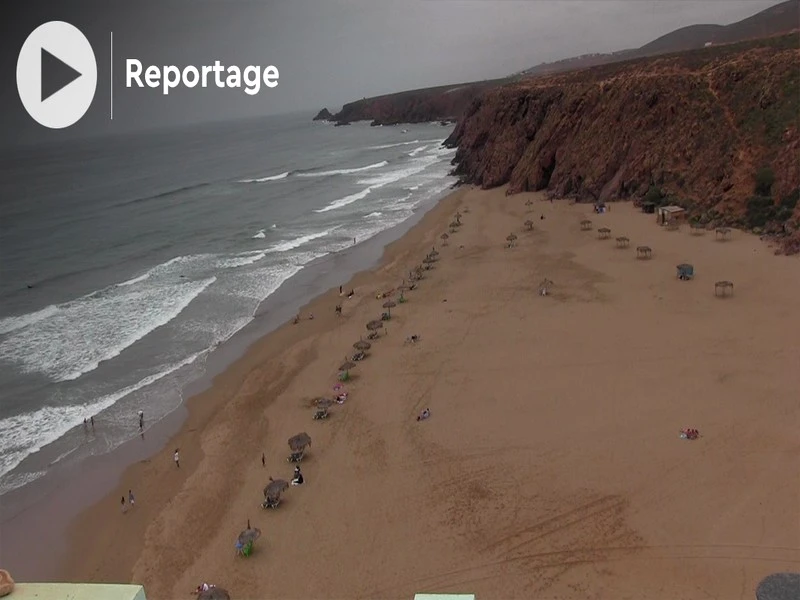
357;154;441;187
266;228;336;251
0;277;216;382
367;138;444;150
408;145;428;156
238;171;290;183
296;161;387;178
365;211;383;219
314;187;373;213
0;350;206;482
0;305;59;335
252;229;266;239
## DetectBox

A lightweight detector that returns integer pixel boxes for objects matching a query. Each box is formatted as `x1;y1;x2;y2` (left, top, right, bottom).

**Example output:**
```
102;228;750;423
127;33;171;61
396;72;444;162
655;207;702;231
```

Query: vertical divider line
110;31;114;120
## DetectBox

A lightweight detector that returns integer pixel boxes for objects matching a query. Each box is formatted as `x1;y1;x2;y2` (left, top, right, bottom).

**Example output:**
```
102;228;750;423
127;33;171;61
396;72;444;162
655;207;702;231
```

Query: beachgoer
291;466;304;486
174;449;180;468
128;489;135;506
121;495;127;513
339;285;343;295
292;315;299;324
308;313;314;320
138;410;144;431
83;418;88;429
261;452;265;467
90;416;94;429
348;289;354;298
417;408;430;421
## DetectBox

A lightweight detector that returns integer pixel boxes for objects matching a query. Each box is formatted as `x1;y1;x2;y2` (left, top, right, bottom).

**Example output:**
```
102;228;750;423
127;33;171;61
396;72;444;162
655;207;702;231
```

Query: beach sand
61;187;799;599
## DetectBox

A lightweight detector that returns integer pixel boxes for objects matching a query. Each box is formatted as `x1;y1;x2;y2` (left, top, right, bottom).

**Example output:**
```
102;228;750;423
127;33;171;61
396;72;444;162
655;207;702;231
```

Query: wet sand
61;187;799;599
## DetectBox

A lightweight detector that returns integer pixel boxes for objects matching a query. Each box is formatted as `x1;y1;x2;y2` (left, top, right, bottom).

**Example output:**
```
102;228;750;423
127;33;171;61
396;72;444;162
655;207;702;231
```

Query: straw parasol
353;340;371;351
339;360;356;372
237;527;262;546
264;477;289;498
197;587;231;600
382;300;396;315
316;398;335;409
524;219;534;231
440;233;449;245
449;220;460;230
288;432;312;451
366;319;384;332
429;248;439;257
506;233;517;247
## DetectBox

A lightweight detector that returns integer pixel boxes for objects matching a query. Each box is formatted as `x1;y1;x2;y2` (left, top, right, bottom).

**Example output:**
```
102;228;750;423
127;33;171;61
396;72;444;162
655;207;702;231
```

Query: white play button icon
17;21;97;129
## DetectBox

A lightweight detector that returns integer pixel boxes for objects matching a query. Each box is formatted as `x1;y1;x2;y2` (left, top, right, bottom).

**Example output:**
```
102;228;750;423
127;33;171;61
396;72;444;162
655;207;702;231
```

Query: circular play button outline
17;21;97;129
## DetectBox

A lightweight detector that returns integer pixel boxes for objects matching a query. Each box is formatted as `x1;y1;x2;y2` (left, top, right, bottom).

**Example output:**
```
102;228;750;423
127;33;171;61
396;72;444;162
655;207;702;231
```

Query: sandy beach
60;186;799;599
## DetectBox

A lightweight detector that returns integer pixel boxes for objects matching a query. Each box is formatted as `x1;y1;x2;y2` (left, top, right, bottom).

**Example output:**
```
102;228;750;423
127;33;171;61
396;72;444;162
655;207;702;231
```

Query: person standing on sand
128;489;135;507
90;416;94;429
339;285;343;295
174;448;180;468
261;452;265;467
138;410;144;431
121;495;127;513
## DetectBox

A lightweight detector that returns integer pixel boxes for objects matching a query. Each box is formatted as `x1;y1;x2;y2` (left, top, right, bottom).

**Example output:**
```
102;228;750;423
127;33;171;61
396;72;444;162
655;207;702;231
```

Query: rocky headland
446;35;800;253
312;108;333;121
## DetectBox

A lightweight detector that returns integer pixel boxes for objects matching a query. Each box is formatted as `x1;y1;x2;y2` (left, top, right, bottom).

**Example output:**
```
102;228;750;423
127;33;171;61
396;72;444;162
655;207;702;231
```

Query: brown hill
522;0;799;77
445;35;800;253
328;78;513;126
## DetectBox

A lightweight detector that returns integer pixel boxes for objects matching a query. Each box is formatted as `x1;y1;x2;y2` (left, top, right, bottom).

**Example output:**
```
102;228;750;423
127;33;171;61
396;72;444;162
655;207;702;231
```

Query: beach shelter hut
636;245;652;259
656;205;686;226
236;526;261;556
676;263;694;280
714;280;734;297
197;587;231;600
263;477;290;507
597;227;611;239
615;236;630;248
642;202;656;214
580;219;592;231
715;227;732;240
756;572;800;600
287;432;311;462
353;340;371;351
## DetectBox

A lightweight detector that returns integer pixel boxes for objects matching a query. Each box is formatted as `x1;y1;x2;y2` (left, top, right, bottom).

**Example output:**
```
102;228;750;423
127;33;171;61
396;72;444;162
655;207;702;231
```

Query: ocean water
0;113;456;495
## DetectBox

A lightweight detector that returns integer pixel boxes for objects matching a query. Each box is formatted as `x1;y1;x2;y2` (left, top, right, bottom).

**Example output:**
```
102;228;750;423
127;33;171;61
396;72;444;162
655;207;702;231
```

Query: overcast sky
1;0;784;143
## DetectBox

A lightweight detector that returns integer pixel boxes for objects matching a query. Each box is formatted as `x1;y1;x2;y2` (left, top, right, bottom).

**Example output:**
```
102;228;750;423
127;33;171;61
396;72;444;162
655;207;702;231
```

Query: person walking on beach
128;489;135;507
121;495;127;513
138;410;144;431
261;452;265;467
174;448;180;468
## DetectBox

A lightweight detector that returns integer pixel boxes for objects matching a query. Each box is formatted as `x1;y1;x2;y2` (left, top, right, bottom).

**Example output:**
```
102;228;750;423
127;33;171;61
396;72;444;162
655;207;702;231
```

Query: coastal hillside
522;0;799;76
320;78;514;126
445;35;800;252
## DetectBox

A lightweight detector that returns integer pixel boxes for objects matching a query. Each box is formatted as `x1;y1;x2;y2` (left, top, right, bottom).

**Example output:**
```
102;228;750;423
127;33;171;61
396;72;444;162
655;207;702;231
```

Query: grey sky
1;0;783;142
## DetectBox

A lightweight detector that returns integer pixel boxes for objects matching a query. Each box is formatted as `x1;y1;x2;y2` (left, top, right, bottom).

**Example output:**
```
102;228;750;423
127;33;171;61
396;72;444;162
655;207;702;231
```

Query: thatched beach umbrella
429;248;439;257
524;219;534;231
449;221;460;230
264;477;289;498
353;340;371;351
197;587;231;600
316;398;335;409
506;233;517;247
339;360;356;372
366;319;384;332
422;255;435;265
440;233;449;245
382;300;396;317
288;432;311;452
237;527;262;546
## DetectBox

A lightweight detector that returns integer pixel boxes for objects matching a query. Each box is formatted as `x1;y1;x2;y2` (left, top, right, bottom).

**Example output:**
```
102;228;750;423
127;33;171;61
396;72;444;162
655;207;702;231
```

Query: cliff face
446;35;800;252
330;79;510;125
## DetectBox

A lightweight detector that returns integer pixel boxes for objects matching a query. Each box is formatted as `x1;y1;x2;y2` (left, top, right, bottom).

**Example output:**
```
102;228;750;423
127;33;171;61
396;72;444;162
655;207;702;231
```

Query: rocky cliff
313;108;333;121
446;35;800;253
329;79;511;126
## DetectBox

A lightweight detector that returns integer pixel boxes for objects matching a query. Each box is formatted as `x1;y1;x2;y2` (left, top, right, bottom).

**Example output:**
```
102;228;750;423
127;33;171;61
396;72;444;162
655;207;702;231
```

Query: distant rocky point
312;108;333;121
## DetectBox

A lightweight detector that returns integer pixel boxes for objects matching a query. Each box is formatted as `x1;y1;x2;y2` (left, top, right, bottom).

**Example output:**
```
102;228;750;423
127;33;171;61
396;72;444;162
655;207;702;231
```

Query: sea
0;112;456;496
